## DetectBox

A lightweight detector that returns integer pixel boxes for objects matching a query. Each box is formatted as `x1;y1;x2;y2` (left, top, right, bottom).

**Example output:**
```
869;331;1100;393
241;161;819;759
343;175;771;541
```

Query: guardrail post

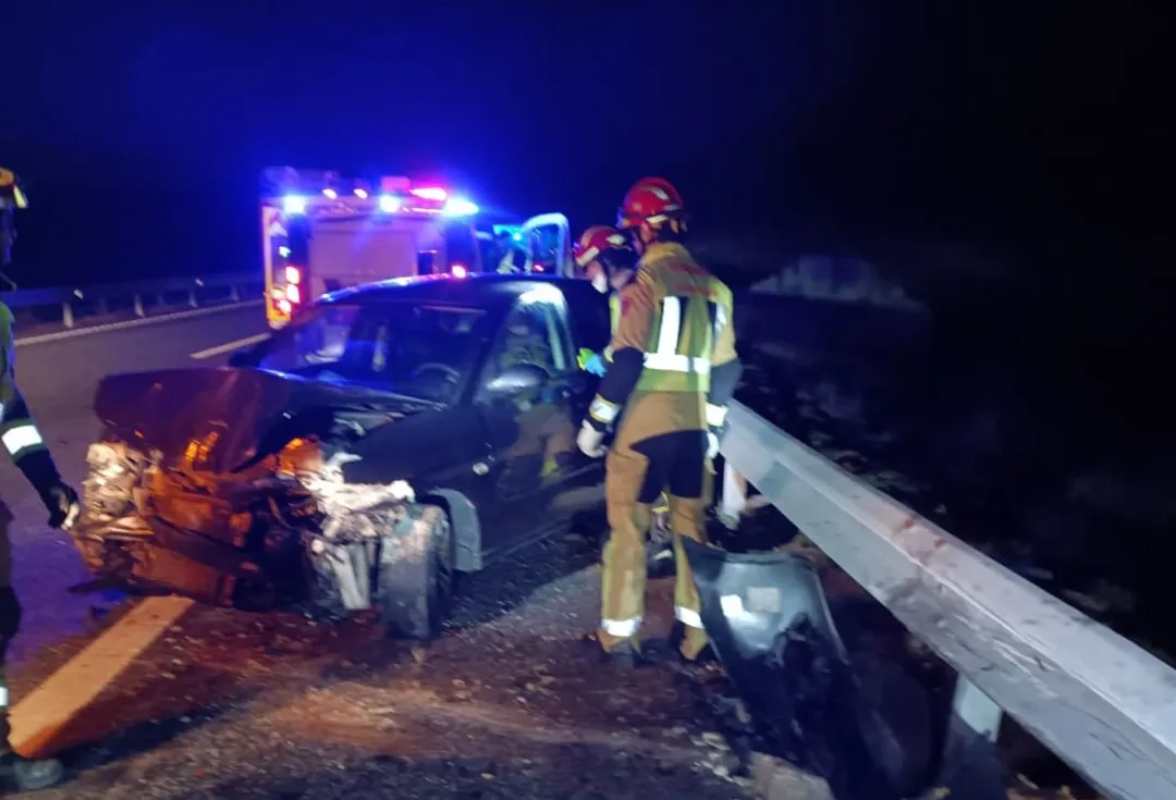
61;301;74;329
133;293;145;318
229;284;241;303
949;676;1002;744
935;677;1005;795
718;460;748;529
188;289;198;308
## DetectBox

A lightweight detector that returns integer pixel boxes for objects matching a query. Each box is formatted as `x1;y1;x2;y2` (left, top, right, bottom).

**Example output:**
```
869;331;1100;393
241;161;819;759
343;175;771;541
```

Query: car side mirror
484;363;546;398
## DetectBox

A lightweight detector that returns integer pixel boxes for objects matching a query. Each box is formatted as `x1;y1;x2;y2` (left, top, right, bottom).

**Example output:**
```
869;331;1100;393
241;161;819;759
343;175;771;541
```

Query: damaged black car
73;275;610;637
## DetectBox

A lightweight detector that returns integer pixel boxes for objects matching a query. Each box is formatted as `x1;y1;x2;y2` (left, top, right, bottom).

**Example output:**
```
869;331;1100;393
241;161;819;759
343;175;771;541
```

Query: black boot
600;639;645;670
669;621;718;667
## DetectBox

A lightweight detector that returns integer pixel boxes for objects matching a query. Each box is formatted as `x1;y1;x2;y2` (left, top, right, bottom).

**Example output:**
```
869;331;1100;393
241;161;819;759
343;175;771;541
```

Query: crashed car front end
70;368;439;619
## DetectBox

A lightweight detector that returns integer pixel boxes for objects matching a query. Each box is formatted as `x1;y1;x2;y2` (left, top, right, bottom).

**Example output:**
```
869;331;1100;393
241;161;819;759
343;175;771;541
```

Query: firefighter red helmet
574;225;630;268
616;177;685;229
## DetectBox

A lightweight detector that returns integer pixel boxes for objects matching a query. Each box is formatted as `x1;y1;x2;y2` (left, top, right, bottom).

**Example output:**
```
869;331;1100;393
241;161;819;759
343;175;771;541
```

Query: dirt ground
6;530;755;800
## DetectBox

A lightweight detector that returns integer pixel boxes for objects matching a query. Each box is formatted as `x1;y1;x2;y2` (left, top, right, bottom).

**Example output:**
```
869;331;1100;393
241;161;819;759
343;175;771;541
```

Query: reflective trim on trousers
675;606;704;629
642;353;710;374
601;616;641;638
1;423;43;459
589;395;620;425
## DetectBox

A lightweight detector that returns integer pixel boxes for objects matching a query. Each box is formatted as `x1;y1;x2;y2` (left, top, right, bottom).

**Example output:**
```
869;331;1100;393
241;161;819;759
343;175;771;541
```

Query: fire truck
261;167;571;328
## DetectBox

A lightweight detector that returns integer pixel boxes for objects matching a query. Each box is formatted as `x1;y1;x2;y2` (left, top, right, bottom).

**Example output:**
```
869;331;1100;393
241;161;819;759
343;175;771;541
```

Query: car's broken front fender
74;437;426;616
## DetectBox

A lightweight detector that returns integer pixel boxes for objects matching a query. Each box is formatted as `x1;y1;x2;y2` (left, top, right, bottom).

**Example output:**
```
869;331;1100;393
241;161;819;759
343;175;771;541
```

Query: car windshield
258;301;488;403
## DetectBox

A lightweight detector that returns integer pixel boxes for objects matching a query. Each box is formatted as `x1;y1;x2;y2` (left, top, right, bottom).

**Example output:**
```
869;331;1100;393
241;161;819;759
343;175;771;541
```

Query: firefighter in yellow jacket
0;168;78;792
577;178;741;664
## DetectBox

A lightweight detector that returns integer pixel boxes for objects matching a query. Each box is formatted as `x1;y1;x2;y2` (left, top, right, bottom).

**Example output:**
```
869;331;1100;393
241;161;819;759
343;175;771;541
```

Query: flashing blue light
512;232;523;242
378;194;403;213
283;195;308;215
442;197;479;217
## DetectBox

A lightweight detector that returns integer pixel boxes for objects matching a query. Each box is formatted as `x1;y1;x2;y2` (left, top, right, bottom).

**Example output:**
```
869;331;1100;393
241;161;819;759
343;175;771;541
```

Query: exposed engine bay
70;368;445;620
76;437;427;616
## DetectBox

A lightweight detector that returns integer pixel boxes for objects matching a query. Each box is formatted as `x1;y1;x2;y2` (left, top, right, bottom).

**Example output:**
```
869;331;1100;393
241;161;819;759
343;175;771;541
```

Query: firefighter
0;168;78;792
572;225;637;376
577;178;741;665
574;225;677;571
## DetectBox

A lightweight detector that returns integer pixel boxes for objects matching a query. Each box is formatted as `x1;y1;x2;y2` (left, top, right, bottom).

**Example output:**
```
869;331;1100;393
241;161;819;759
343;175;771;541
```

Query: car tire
378;504;453;639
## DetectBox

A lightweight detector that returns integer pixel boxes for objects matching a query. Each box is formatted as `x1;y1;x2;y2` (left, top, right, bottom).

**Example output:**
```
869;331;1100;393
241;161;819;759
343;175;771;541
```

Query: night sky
2;1;1172;290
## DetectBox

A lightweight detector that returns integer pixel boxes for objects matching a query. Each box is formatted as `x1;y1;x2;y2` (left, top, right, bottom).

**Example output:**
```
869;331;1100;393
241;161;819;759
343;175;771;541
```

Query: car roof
318;273;600;312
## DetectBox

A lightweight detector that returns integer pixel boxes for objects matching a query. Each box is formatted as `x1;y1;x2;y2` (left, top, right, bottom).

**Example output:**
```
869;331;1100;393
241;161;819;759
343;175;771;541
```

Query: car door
473;287;582;555
520;213;573;276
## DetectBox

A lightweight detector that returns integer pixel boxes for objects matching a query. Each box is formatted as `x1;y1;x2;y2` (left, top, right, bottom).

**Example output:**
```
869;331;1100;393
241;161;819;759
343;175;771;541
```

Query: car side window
484;295;573;382
541;296;574;373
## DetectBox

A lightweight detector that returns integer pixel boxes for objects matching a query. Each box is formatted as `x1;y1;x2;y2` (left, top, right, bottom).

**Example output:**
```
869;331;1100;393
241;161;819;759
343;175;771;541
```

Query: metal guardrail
719;399;1176;800
1;272;259;329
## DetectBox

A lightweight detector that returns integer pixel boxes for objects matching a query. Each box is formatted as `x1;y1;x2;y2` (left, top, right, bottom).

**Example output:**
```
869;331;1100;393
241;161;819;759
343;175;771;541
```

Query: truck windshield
258;302;487;403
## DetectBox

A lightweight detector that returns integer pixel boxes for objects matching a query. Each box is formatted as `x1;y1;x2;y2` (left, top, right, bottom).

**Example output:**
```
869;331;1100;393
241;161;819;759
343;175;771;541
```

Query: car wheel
378;504;453;639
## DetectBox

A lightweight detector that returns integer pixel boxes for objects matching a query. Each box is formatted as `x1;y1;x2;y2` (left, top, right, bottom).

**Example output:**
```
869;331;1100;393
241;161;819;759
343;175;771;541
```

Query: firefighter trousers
599;429;710;659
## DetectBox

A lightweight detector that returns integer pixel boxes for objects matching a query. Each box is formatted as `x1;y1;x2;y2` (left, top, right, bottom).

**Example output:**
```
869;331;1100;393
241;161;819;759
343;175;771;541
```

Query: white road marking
14;300;264;347
10;596;195;758
190;332;271;360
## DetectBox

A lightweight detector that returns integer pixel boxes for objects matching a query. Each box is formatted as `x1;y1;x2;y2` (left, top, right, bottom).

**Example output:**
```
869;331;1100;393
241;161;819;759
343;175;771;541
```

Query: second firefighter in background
578;177;741;663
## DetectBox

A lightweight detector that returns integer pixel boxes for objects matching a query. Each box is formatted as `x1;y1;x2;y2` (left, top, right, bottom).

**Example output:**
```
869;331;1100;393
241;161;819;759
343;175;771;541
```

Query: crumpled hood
93;367;419;473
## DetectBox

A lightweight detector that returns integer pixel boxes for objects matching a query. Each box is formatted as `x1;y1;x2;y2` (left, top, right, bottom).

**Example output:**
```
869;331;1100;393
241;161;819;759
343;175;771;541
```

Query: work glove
41;481;80;529
576;348;607;376
582;353;607;377
577;419;607;458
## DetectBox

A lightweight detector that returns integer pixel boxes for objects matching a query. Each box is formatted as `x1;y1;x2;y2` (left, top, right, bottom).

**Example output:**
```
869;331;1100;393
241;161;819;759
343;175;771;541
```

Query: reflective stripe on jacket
0;304;48;464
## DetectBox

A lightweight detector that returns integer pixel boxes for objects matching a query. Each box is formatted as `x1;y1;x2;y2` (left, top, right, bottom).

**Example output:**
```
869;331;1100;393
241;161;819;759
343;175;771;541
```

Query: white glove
577;420;607;458
706;430;721;461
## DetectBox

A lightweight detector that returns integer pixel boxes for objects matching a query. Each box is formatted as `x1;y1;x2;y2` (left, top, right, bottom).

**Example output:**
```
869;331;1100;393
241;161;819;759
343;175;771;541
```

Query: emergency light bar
267;168;478;219
410;186;448;202
442;197;479;217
